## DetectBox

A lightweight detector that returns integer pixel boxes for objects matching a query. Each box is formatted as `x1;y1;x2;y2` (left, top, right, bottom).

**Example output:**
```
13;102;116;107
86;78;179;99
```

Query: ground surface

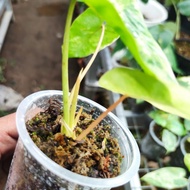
1;0;80;98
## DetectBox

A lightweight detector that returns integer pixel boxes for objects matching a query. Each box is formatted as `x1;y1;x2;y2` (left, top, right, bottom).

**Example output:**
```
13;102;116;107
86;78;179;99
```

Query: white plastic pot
137;0;168;27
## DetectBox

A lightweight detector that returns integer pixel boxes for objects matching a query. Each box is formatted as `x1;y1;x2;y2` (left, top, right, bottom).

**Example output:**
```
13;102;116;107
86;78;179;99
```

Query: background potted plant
5;0;190;189
137;0;168;27
170;127;190;172
139;108;190;189
141;133;190;189
165;0;190;74
166;0;190;36
140;109;188;159
139;77;190;189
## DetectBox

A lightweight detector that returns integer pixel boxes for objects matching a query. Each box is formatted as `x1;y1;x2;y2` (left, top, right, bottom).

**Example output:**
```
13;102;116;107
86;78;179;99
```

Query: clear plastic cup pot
5;90;140;190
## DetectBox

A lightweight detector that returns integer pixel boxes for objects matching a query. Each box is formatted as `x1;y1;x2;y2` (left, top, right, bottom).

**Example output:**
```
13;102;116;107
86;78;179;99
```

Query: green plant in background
149;109;189;152
141;160;190;189
148;21;183;75
110;38;141;69
140;79;190;189
165;0;190;39
111;21;182;74
185;152;190;171
60;0;190;139
141;167;188;189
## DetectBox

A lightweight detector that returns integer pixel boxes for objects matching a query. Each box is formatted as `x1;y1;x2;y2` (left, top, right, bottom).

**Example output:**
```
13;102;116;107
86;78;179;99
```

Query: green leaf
149;110;169;126
162;129;178;153
162;115;186;136
184;153;190;172
165;0;180;6
79;0;177;83
184;119;190;131
69;8;119;57
178;0;190;16
78;0;190;120
149;22;176;49
99;67;190;120
159;30;174;48
148;22;181;74
163;22;178;34
149;110;186;136
141;167;188;189
163;45;183;75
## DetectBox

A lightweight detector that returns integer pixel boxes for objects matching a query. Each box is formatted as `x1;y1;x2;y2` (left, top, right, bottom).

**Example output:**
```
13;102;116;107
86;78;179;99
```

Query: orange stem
76;95;128;141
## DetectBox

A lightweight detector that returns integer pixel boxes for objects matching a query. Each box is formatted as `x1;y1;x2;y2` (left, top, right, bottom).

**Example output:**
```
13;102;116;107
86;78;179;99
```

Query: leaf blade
79;0;176;82
141;167;188;189
99;67;190;119
69;8;119;57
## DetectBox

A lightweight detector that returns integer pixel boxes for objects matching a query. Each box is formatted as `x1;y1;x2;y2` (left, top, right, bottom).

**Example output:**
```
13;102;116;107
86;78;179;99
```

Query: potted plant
148;21;183;74
140;110;190;189
6;90;140;189
139;77;190;189
6;0;145;189
170;131;190;172
167;0;190;36
166;0;190;74
141;133;190;189
140;109;187;160
175;38;190;75
5;0;190;189
181;134;190;172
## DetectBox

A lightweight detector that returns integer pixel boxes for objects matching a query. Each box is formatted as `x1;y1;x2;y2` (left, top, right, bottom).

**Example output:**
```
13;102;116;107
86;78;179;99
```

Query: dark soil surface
175;32;190;60
27;99;122;179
